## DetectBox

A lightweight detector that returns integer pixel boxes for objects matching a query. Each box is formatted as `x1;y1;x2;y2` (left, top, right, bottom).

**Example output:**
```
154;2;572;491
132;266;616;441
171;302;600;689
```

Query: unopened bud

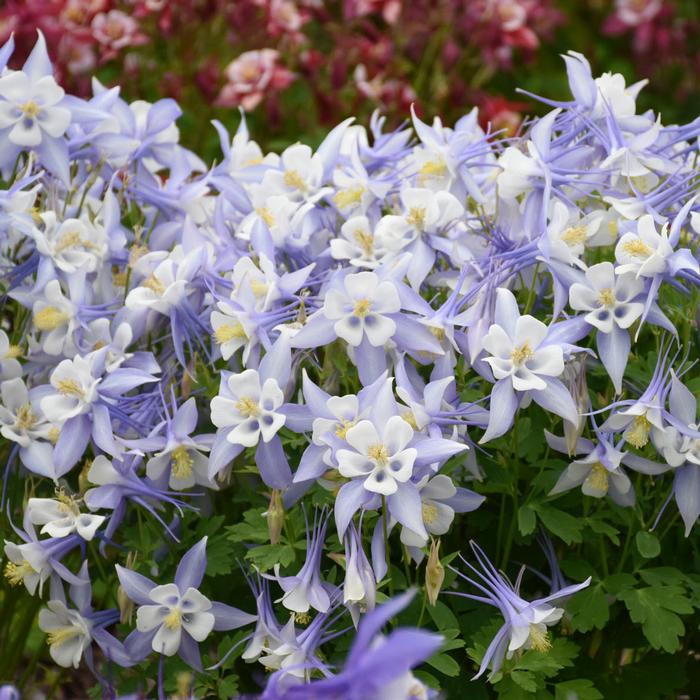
563;357;588;455
425;538;445;607
78;459;92;495
174;671;192;700
265;490;285;545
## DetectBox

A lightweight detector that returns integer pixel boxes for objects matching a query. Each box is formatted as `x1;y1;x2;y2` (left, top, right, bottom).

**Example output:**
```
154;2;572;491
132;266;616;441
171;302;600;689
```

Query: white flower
374;187;463;252
147;443;214;491
508;604;564;656
41;354;102;422
615;214;673;278
32;280;78;357
0;71;71;147
496;145;542;200
210;303;255;362
330;216;388;269
82;320;134;372
210;369;285;447
0;329;22;380
39;601;92;668
32;212;108;274
482;316;564;392
136;583;215;656
569;262;644;334
323;271;400;347
336;415;417;495
3;541;50;595
27;495;105;541
125;258;190;315
0;377;51;447
399;475;458;548
542;200;598;266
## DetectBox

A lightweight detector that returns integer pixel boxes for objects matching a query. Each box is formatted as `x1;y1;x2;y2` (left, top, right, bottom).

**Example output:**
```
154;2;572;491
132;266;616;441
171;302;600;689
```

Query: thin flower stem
381;495;393;596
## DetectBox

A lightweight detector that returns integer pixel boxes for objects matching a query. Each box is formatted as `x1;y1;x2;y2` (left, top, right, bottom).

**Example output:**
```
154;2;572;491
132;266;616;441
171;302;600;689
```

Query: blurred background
3;0;700;161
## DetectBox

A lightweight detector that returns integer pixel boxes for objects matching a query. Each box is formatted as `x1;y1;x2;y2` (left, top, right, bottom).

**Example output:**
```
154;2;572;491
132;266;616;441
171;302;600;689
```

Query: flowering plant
1;31;700;700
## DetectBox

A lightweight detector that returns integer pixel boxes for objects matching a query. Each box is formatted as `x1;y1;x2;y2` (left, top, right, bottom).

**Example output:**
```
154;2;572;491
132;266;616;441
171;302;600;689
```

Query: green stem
381;496;393;595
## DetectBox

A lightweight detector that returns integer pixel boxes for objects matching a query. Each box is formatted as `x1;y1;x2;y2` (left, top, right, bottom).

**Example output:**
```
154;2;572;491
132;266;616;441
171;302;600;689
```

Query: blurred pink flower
615;0;663;27
344;0;401;24
217;49;295;111
267;0;307;37
91;10;148;60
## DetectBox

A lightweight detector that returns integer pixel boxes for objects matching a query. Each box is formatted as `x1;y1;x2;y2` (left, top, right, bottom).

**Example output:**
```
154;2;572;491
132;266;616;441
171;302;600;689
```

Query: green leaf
426;652;460;677
226;509;269;544
555;679;603;700
566;584;610;632
244;543;296;571
427;600;460;631
585;514;620;545
618;585;693;652
518;504;537;536
510;669;538;692
635;531;661;559
534;504;583;545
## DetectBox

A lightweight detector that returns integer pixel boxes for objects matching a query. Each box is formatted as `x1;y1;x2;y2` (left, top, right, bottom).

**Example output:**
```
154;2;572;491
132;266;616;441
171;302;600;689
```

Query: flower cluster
1;31;700;699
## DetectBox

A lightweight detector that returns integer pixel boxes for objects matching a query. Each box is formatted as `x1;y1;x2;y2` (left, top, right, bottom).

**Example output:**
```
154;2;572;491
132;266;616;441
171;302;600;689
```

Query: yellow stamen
214;323;247;345
352;229;374;256
171;445;194;480
429;326;446;342
129;244;148;266
47;626;81;648
367;444;389;465
401;410;418;430
419;160;447;178
561;226;587;246
587;462;609;493
334;186;365;209
163;607;182;630
54;231;83;253
34;307;69;331
510;341;533;366
528;625;551;652
622;239;653;258
48;427;60;444
56;489;80;516
15;404;37;430
353;298;372;318
406;206;426;230
249;279;269;298
597;288;616;308
624;415;651;448
5;344;22;359
335;419;356;439
56;379;85;398
294;612;311;625
422;502;439;525
235;397;260;418
256;207;275;228
143;275;165;296
21;101;40;118
283;170;307;191
4;560;36;586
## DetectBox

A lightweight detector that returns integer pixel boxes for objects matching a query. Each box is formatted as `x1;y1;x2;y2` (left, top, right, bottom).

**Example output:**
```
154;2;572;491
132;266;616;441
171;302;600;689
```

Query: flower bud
425;538;445;607
265;489;285;545
117;552;137;625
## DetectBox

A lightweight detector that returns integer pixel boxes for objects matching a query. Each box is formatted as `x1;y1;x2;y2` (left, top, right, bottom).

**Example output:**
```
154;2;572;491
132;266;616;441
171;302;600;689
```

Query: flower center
353;298;372;318
367;443;390;466
214;323;247;344
422;502;439;524
561;225;587;246
249;279;269;297
510;341;533;366
624;414;651;448
163;606;182;630
588;462;609;493
47;625;82;648
335;418;356;439
15;404;37;430
54;230;85;253
5;344;22;359
21;101;40;118
352;229;374;256
597;288;616;308
528;624;551;652
256;206;275;228
34;306;69;331
4;559;36;586
143;275;166;296
419;160;447;178
56;379;85;398
406;206;427;230
171;445;194;480
622;239;653;258
283;170;307;191
236;397;260;418
401;410;418;429
334;186;365;209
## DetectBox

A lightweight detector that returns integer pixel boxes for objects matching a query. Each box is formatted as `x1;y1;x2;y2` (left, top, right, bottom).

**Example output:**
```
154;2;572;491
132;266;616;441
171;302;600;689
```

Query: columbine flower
480;288;579;442
450;542;590;679
337;414;416;496
117;537;256;668
27;493;105;541
39;599;92;668
330;216;389;269
0;377;51;448
0;330;21;380
569;262;645;393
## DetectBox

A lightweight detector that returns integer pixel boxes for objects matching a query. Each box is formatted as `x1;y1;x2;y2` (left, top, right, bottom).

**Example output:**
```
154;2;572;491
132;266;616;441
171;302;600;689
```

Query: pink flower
615;0;663;27
91;10;148;60
217;49;294;111
267;0;307;36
